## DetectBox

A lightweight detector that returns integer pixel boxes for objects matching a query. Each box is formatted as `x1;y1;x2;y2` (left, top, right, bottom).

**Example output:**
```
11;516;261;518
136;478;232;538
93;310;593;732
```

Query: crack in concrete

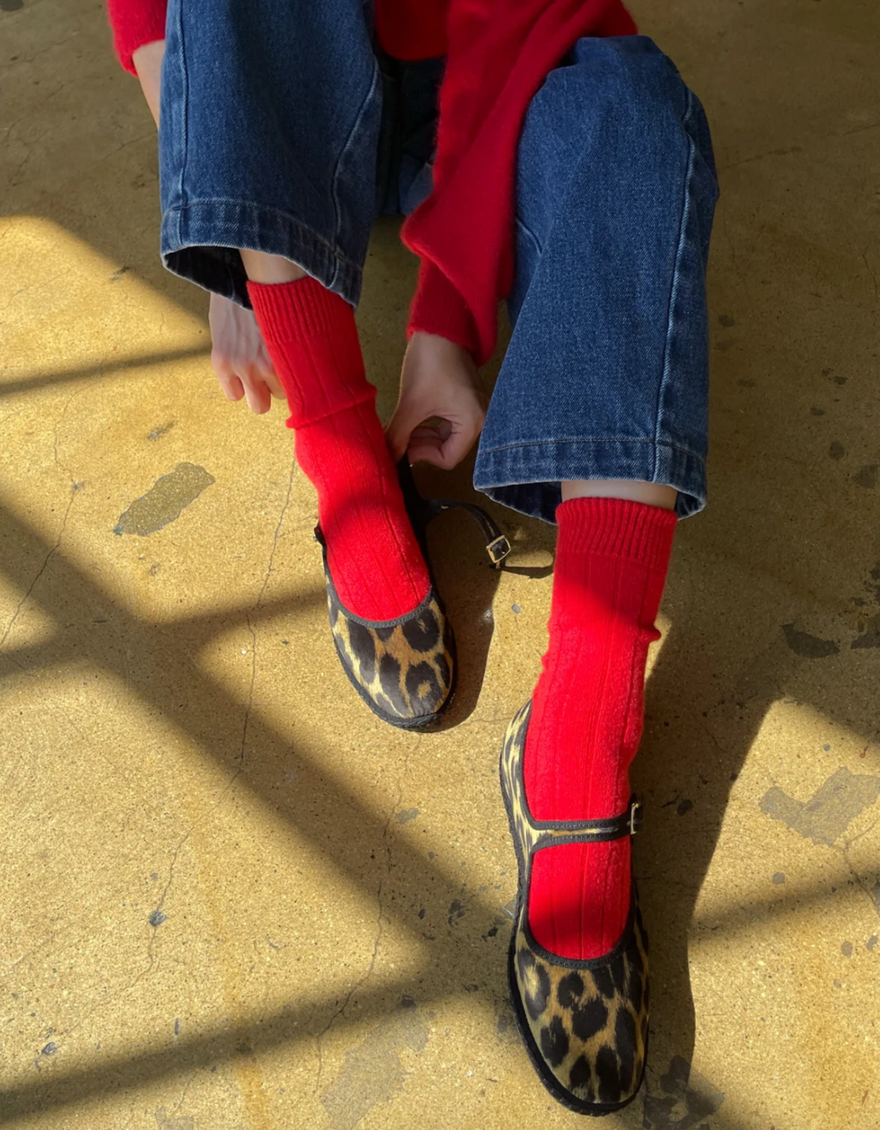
239;458;296;770
0;488;74;651
840;820;880;923
313;735;420;1095
0;388;83;652
862;248;879;305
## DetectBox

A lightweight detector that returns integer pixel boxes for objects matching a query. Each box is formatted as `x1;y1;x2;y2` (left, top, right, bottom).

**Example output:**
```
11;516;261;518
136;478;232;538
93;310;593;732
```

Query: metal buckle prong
628;801;642;836
486;535;511;566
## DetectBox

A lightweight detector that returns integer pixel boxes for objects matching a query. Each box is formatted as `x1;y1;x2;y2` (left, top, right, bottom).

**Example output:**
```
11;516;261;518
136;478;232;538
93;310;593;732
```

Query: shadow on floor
3;10;880;1127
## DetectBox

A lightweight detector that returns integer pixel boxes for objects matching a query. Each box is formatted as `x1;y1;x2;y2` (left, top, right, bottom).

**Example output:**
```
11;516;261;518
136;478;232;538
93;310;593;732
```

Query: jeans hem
160;199;363;308
473;437;706;524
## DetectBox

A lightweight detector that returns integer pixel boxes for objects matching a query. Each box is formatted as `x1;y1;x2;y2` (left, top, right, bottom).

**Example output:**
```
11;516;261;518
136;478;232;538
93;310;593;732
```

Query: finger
386;405;419;462
218;373;246;403
412;421;480;471
212;353;242;400
241;370;272;415
436;424;481;470
259;366;286;400
406;434;447;468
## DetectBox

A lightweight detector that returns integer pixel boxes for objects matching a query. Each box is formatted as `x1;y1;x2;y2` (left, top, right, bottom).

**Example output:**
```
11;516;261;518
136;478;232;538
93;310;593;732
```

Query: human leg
158;0;451;724
486;35;717;1110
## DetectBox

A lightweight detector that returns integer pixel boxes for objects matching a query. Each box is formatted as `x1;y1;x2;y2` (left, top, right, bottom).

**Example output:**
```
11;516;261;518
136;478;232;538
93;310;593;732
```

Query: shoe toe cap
330;589;454;727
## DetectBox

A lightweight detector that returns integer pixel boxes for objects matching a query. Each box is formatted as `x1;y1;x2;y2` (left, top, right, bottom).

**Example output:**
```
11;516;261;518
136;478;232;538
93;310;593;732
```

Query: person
106;0;718;1113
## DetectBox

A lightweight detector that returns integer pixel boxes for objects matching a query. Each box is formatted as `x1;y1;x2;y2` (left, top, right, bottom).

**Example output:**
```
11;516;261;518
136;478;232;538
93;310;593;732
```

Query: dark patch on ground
642;1055;725;1130
321;1005;429;1130
0;0;25;11
760;767;880;845
853;464;879;489
772;872;786;885
852;613;880;650
871;881;880;915
154;1109;194;1130
677;799;693;816
829;441;845;460
395;807;420;824
109;265;130;282
147;421;175;441
41;1042;57;1056
447;899;466;926
781;623;839;658
115;463;215;536
494;1000;517;1041
841;941;853;957
867;935;878;952
810;407;825;416
149;909;167;927
737;378;755;388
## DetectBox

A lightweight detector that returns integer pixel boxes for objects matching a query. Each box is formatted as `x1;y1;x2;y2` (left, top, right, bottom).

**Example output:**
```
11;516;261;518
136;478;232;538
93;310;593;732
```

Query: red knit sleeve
408;260;480;356
106;0;168;75
402;0;636;365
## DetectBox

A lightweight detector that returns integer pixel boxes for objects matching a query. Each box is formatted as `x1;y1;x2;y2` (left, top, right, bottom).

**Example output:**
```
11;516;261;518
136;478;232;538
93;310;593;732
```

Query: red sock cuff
247;277;356;343
555;497;677;573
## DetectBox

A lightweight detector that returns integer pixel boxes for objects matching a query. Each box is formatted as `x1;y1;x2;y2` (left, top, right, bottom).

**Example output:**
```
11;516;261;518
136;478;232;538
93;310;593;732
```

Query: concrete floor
1;1;879;1128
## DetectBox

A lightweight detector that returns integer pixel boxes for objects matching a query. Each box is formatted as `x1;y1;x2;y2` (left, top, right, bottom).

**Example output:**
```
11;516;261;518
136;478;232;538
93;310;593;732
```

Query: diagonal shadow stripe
0;588;328;683
0;966;764;1130
0;980;445;1121
0;498;506;942
0;347;211;401
0;500;863;1127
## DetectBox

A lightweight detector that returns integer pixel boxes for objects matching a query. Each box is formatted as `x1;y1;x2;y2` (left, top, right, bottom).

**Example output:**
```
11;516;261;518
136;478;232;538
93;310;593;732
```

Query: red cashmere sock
248;278;430;621
524;497;676;960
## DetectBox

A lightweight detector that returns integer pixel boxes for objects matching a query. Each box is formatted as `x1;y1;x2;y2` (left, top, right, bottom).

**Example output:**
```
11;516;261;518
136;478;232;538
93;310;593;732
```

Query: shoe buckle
628;801;642;836
486;535;512;566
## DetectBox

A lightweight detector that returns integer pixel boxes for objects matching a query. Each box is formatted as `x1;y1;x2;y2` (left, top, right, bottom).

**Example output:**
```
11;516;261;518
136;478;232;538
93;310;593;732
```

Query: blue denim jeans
159;1;718;521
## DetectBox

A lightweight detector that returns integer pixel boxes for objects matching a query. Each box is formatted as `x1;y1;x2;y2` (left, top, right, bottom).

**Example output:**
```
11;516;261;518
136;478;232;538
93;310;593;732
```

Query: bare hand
208;293;285;414
386;332;486;470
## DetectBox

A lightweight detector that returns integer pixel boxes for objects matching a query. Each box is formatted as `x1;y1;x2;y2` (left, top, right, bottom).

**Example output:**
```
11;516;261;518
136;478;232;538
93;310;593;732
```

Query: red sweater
107;0;636;363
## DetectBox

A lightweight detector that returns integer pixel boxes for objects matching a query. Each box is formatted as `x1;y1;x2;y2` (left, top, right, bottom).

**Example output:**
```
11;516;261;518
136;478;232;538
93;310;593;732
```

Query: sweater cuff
408;260;481;361
108;2;168;75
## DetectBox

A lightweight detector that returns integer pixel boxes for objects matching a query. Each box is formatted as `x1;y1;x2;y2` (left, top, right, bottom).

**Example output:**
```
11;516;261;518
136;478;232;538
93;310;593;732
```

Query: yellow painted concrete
1;2;879;1129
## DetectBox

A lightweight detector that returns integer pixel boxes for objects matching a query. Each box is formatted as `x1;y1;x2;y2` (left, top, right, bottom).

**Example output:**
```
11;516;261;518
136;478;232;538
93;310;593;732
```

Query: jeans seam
330;56;380;295
514;214;543;257
478;437;706;460
174;0;189;220
654;86;695;480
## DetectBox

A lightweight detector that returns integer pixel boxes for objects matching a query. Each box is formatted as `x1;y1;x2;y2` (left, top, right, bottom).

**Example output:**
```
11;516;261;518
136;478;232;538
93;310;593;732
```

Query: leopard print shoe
316;463;511;730
318;527;456;729
500;702;649;1115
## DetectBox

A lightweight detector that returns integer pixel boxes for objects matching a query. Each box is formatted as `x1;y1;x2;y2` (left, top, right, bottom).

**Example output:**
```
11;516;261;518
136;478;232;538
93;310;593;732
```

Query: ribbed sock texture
248;277;430;621
524;497;676;960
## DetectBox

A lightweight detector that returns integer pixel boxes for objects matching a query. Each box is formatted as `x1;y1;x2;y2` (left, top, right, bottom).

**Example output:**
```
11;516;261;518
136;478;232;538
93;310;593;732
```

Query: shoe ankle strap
424;498;512;567
396;458;512;568
534;798;643;843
